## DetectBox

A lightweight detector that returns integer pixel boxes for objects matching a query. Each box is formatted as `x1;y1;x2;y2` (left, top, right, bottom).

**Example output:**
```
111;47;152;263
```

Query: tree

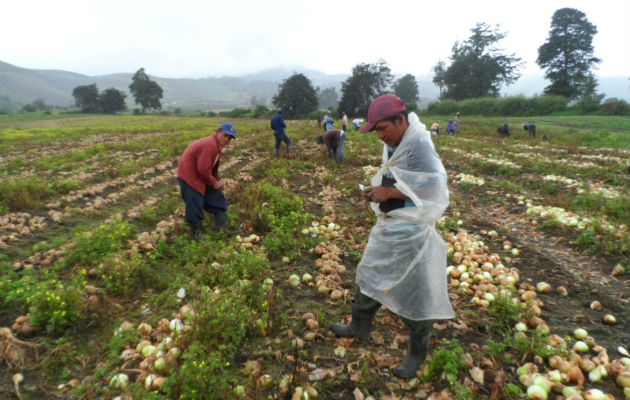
393;74;419;106
129;68;163;112
99;88;127;114
338;60;393;117
537;8;601;100
72;84;100;112
432;61;447;98
272;73;319;118
435;23;523;100
318;87;339;110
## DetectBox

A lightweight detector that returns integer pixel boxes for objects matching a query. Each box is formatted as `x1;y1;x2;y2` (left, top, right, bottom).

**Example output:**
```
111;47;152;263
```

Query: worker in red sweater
177;122;238;240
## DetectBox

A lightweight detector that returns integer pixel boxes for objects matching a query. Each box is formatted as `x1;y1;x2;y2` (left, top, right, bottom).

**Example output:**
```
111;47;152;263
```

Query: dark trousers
274;132;291;154
354;291;432;334
178;178;227;224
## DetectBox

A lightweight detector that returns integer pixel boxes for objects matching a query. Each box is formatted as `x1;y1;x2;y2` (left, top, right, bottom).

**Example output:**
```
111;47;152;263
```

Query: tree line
71;68;163;114
274;8;627;119
53;7;626;118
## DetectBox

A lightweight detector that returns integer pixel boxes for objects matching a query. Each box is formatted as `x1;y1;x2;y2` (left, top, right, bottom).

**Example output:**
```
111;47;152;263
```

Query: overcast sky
3;0;628;79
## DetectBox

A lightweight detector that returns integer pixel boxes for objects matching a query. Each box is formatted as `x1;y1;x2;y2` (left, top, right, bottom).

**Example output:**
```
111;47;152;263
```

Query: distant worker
446;119;455;135
497;123;510;137
316;129;346;164
177;122;238;240
430;120;441;136
454;112;462;133
271;110;291;156
324;110;335;131
352;118;364;131
522;123;537;138
341;112;348;132
317;114;322;127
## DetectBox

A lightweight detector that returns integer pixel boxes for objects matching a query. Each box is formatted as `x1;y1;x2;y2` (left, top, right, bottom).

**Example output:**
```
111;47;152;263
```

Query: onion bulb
602;314;616;324
109;373;129;389
583;388;606;400
287;274;300;287
617;371;630;388
573;341;589;353
573;328;588;339
527;384;548;400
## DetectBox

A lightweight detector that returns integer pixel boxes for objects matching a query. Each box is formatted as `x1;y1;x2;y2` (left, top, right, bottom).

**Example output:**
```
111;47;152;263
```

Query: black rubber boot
393;324;431;379
189;222;201;241
214;211;239;236
330;309;375;340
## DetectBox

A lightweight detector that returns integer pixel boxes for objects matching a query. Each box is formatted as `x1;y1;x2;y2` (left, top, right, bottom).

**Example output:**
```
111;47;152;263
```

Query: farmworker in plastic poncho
176;122;239;241
330;95;454;379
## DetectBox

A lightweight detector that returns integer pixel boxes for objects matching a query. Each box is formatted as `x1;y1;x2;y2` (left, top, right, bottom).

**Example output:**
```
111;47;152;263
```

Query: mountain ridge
1;60;628;112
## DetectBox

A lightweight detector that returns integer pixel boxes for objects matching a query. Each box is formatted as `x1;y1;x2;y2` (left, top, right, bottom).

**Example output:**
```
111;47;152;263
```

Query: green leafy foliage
537;8;600;100
272;73;319;118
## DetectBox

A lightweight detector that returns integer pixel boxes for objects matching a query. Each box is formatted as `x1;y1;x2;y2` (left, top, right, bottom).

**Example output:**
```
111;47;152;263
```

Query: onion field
0;113;628;400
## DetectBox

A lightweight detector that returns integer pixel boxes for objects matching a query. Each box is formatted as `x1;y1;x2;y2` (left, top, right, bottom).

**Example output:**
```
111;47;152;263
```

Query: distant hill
0;60;628;112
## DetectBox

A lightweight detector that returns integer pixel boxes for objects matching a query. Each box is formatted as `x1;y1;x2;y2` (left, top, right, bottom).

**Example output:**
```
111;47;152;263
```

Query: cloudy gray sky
3;0;628;79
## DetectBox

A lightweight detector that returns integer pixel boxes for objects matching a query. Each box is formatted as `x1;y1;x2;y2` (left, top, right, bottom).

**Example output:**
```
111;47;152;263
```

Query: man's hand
364;186;409;203
213;181;224;190
364;186;391;202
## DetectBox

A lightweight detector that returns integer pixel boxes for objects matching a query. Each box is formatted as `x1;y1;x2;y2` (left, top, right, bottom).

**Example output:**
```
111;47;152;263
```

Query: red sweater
177;134;222;194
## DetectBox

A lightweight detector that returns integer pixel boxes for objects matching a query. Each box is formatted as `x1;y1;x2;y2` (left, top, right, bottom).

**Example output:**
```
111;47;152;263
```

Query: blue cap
219;122;237;138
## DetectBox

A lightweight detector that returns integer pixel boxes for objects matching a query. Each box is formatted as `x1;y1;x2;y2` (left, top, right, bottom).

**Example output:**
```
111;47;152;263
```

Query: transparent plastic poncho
356;112;455;321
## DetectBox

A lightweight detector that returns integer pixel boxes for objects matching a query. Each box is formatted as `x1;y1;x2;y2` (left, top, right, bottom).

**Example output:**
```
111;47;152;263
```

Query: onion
573;328;588;339
533;375;550;393
573;341;589;353
109;373;129;389
527;384;548;400
619;346;630;357
547;369;562;382
518;363;538;376
589;301;602;311
588;366;603;382
282;256;290;264
142;345;156;358
169;319;184;333
583;388;606;400
617;371;630;388
515;322;528;332
154;357;166;371
536;282;551;293
287;274;300;287
562;386;581;397
568;366;585;386
602;314;616;324
302;273;313;282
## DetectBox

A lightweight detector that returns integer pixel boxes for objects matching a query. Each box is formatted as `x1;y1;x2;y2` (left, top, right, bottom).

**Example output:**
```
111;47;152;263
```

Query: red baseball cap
360;94;407;133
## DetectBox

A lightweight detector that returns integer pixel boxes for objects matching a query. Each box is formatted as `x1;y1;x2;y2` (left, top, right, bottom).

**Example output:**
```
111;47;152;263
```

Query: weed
423;339;467;385
488;291;522;334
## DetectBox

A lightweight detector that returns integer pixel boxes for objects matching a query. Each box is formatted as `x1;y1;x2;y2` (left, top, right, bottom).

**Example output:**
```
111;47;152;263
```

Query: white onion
583;388;606;400
288;274;300;287
573;328;588;339
527;384;548;400
109;373;129;389
142;344;156;358
573;341;589;353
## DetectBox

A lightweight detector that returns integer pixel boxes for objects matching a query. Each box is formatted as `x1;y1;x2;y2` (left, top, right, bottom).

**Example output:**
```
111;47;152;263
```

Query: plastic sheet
356;112;454;321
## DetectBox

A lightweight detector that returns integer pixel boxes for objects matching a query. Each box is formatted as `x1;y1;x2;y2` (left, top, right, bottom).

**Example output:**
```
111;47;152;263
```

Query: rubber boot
393;324;431;379
189;222;201;241
214;211;239;236
330;309;375;340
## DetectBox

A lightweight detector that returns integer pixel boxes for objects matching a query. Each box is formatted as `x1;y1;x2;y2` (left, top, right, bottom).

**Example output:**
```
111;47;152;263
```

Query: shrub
0;176;49;211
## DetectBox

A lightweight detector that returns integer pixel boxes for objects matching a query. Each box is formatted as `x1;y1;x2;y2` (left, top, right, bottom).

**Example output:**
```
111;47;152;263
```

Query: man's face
217;131;233;148
373;115;407;147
